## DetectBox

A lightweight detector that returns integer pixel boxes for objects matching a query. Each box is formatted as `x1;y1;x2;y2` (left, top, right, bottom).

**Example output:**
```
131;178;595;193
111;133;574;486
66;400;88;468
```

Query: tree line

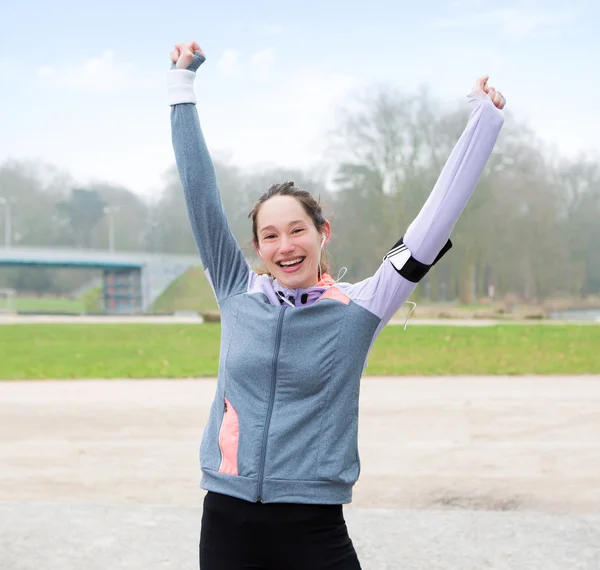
0;85;598;302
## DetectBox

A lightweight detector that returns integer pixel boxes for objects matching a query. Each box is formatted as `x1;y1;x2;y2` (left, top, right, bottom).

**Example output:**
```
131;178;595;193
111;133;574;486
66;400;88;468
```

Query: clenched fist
170;41;205;69
473;75;506;110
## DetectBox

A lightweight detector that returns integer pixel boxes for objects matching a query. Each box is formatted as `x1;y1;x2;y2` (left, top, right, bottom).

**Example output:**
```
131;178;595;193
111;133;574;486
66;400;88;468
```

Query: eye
263;234;276;240
292;228;304;234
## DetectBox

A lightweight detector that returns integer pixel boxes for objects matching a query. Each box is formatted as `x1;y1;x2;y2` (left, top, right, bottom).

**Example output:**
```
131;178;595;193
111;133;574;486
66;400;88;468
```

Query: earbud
321;233;326;248
257;250;263;259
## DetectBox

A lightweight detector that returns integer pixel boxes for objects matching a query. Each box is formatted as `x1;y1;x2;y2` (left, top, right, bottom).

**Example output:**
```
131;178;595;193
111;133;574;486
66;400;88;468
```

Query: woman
168;41;505;570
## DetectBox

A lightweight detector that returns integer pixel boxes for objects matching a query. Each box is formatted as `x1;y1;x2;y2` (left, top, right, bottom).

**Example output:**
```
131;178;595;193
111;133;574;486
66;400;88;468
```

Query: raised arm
168;41;249;303
399;76;505;266
344;76;506;325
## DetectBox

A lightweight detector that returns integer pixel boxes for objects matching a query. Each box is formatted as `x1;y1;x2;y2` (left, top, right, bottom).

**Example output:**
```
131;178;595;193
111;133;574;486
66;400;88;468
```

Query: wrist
167;69;197;106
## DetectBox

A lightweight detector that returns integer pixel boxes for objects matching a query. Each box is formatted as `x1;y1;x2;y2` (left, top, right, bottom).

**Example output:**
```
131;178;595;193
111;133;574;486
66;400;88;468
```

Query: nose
278;234;295;253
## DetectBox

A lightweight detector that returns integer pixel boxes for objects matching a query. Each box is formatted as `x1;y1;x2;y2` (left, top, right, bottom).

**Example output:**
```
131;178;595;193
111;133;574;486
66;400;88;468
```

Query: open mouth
277;257;306;272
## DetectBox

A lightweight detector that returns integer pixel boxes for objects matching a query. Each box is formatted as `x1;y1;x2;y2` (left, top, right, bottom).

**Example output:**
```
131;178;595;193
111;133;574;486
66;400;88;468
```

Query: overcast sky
0;0;597;195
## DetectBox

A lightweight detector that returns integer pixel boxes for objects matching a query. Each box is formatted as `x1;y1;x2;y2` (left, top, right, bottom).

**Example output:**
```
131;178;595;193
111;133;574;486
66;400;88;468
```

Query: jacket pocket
218;398;239;476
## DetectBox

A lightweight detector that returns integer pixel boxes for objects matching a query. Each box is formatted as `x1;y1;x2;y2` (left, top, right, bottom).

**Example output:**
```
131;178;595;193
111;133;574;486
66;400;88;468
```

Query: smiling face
254;195;330;290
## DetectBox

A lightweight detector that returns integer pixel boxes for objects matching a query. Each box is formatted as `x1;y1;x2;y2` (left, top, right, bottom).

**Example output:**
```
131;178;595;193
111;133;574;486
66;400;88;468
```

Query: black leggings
199;491;362;570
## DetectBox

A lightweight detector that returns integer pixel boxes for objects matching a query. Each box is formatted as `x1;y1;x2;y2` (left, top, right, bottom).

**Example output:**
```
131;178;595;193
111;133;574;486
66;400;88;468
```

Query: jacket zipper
256;305;287;502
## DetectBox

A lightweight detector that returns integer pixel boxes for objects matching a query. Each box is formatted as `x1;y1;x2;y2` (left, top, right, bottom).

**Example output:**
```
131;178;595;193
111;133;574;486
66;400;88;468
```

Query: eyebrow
260;220;307;233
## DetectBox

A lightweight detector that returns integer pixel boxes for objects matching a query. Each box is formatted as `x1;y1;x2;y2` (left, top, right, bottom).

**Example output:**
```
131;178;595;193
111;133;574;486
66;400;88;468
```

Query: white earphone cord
328;266;417;331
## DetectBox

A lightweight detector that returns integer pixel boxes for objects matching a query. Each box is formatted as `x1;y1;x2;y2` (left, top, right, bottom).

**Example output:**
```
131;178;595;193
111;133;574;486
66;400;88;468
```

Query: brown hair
248;181;332;277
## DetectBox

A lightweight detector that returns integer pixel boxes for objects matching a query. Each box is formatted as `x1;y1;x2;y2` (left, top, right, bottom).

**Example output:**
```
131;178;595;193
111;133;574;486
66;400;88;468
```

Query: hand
473;75;506;110
170;41;205;69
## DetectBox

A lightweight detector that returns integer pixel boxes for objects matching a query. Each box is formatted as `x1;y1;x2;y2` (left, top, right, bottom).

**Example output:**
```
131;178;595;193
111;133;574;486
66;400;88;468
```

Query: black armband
383;237;452;283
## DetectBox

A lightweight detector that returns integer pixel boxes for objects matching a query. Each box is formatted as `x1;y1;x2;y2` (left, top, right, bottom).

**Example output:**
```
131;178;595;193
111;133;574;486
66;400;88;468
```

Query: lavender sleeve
340;92;505;327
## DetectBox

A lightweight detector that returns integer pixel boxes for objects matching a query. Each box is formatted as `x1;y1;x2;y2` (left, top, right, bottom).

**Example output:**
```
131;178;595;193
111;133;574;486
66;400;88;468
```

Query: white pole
104;206;119;252
108;209;115;252
0;198;12;248
6;200;11;248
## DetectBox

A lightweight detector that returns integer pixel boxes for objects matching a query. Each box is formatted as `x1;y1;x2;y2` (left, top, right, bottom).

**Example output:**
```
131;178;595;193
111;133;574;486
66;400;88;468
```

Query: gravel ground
2;377;600;569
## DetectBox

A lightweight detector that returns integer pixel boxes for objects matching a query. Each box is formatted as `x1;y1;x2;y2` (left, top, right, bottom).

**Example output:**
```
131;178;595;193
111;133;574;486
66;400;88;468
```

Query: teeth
280;258;303;267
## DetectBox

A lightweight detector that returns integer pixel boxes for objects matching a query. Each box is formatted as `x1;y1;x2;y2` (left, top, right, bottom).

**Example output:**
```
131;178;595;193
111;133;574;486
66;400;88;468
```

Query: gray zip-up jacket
168;55;504;504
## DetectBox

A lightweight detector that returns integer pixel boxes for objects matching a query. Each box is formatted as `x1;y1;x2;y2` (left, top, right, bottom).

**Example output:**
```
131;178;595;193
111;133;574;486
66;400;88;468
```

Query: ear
254;241;263;259
321;220;332;247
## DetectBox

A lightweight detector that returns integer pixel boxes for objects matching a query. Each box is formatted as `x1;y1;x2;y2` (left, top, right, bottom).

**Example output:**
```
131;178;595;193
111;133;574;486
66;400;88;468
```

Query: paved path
1;314;598;325
2;377;600;568
2;503;599;570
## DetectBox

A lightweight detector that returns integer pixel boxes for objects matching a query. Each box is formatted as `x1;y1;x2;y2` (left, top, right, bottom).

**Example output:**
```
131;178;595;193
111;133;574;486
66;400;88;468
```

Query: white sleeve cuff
167;69;197;106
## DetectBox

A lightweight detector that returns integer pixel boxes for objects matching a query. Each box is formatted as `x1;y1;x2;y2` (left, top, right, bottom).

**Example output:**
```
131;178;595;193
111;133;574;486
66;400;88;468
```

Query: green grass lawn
3;297;85;313
1;324;598;379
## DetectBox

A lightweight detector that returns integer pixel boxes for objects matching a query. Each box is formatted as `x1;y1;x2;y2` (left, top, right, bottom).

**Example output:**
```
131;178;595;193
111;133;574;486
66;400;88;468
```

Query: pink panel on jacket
319;287;350;306
218;398;239;476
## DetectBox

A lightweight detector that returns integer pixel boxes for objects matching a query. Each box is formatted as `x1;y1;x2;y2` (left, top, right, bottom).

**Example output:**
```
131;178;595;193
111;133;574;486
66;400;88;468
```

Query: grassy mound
151;266;218;314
